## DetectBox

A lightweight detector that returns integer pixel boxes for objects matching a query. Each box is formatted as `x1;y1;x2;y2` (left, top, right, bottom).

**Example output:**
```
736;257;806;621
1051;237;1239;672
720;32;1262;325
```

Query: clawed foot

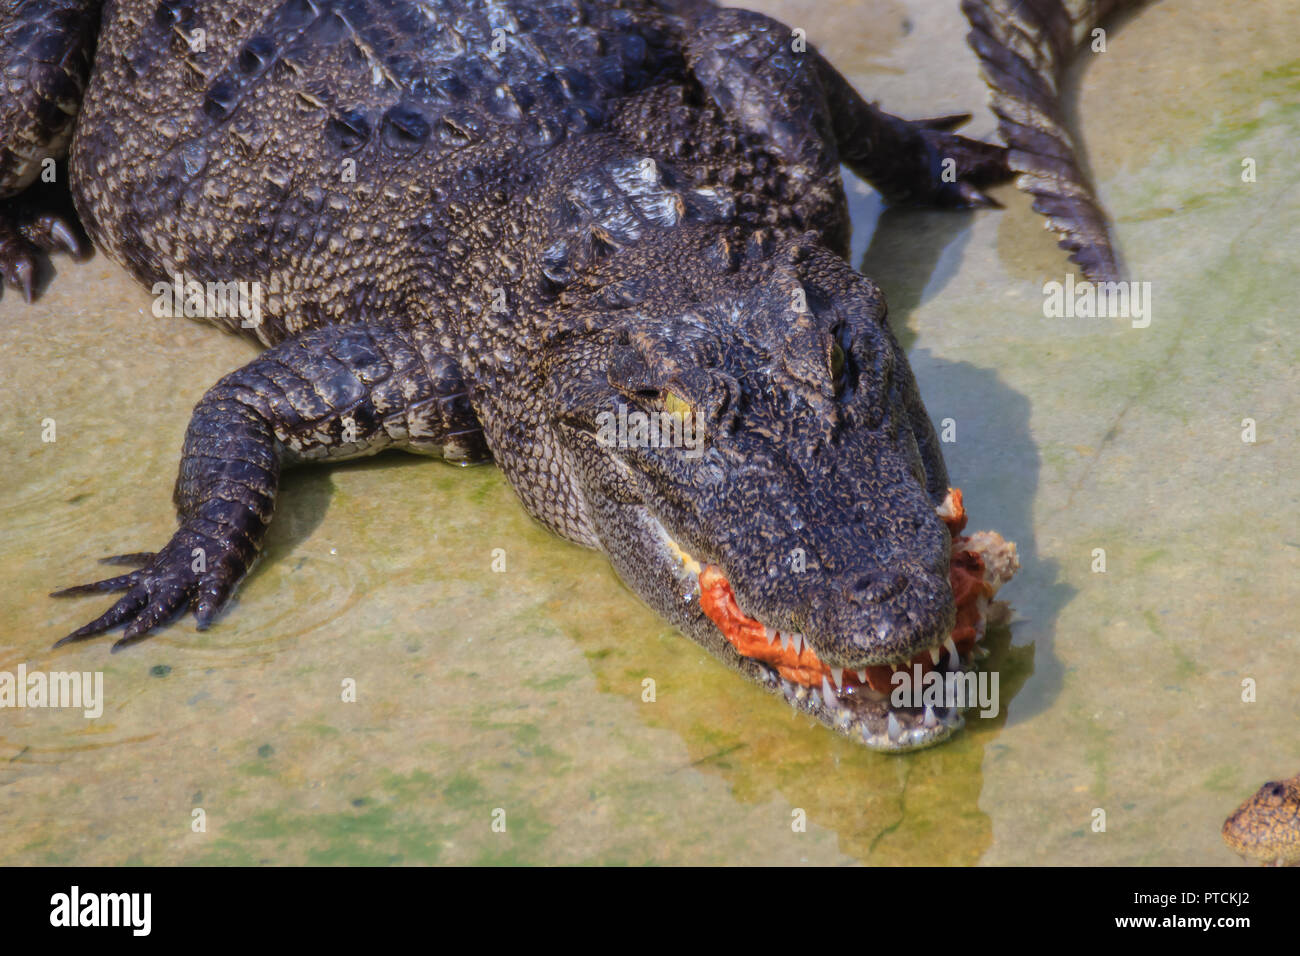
896;113;1012;209
0;190;87;302
51;529;248;652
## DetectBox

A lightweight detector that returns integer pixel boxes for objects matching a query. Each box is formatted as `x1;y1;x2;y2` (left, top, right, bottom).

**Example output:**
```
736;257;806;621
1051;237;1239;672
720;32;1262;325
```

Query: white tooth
793;633;804;657
822;675;837;700
860;724;873;744
887;712;902;742
929;646;941;666
764;626;779;645
780;631;792;653
857;669;869;683
924;705;938;728
829;666;843;689
810;689;822;709
944;637;960;667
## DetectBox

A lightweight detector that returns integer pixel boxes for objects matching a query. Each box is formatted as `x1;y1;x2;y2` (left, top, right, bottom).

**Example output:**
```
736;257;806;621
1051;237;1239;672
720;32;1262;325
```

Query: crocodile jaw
644;492;1017;752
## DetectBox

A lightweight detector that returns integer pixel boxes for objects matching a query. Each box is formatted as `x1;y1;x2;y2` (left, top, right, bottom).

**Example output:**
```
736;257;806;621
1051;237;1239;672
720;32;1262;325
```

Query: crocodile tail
961;0;1137;282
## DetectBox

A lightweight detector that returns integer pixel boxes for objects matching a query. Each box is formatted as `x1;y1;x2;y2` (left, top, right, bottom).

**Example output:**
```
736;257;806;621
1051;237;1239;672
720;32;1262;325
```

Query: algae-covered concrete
1;0;1295;865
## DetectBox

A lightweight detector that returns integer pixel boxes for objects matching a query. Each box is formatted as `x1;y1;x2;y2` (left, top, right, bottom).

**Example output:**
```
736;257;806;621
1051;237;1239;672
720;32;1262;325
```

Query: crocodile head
1222;775;1300;866
548;236;987;751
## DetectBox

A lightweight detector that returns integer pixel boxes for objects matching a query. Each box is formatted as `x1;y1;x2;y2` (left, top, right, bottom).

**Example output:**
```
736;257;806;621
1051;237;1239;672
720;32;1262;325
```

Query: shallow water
1;0;1296;865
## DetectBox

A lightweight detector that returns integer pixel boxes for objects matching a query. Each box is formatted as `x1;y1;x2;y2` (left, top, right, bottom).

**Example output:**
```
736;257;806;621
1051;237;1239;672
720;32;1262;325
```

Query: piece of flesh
698;488;1017;696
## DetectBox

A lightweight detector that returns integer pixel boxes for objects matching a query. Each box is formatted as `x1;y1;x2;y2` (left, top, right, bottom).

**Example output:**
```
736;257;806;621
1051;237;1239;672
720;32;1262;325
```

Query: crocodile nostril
852;572;908;604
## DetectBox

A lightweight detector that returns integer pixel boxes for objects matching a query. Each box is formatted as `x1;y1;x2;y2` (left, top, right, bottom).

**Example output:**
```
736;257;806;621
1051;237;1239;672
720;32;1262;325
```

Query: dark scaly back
70;0;698;345
69;0;836;344
962;0;1144;282
69;0;851;545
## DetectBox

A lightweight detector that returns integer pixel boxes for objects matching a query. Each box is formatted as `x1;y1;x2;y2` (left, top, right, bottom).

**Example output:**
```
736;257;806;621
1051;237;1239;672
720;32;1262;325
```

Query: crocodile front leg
820;80;1012;210
0;0;100;300
52;323;487;650
684;7;1012;222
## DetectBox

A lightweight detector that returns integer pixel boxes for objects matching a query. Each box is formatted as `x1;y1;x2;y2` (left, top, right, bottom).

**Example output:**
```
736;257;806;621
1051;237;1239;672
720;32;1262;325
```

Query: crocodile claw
0;204;87;302
53;219;83;256
21;212;87;258
920;125;1013;205
873;119;1013;210
50;569;143;597
38;217;85;257
98;551;158;567
52;531;243;650
55;588;152;651
917;112;974;133
11;257;36;303
955;180;1003;209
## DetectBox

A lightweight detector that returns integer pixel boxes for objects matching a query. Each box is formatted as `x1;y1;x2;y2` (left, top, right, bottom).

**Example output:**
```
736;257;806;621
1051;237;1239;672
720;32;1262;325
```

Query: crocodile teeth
764;626;779;645
924;705;938;728
944;637;960;668
822;675;837;701
857;669;868;683
829;666;843;689
929;646;942;666
887;713;902;743
792;633;804;657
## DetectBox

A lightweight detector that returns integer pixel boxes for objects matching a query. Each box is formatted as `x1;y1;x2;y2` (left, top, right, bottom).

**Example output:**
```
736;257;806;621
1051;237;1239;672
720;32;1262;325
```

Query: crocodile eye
662;389;693;417
830;342;847;393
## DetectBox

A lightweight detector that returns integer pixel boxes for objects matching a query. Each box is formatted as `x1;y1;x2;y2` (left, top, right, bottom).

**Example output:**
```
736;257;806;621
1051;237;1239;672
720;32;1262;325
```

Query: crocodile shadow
863;203;1071;738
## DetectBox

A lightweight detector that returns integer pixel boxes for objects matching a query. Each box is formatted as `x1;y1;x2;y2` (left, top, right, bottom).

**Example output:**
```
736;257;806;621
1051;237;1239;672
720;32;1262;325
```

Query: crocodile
1222;774;1300;867
0;0;1128;751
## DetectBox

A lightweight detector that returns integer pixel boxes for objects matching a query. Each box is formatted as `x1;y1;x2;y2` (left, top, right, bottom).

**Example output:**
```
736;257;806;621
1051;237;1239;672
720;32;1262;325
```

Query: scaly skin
1222;775;1300;866
0;0;1097;751
962;0;1147;281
